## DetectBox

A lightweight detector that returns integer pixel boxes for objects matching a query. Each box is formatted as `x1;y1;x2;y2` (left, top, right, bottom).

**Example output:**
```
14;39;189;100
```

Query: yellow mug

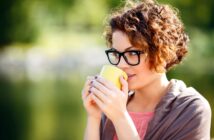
99;65;128;90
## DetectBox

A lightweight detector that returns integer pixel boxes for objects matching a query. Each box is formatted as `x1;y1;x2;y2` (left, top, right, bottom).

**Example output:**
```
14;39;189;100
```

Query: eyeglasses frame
105;48;145;66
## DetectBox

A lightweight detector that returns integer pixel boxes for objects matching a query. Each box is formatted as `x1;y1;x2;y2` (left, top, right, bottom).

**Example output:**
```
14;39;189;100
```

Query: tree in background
0;0;38;47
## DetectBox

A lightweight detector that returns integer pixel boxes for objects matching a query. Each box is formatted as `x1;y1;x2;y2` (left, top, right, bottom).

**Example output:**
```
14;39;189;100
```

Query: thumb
120;75;128;95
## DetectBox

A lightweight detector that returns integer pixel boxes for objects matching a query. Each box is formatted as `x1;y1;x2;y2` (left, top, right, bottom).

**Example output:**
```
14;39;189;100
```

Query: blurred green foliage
0;0;213;140
0;0;38;46
1;0;214;46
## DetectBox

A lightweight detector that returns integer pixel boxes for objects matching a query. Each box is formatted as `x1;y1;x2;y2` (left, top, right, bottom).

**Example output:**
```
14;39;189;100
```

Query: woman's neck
128;74;170;113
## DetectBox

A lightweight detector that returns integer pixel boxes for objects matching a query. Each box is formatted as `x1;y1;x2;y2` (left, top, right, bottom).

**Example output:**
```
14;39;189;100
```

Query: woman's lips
127;74;136;80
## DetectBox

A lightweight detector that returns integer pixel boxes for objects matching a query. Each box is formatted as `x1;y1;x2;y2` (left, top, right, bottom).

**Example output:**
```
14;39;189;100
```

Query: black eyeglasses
105;48;145;66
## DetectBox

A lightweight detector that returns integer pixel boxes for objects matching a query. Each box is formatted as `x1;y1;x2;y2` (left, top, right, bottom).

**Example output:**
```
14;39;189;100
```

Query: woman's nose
117;56;129;68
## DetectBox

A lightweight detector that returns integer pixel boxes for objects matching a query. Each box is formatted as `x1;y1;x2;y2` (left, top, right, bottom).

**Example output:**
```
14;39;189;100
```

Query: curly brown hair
104;0;189;72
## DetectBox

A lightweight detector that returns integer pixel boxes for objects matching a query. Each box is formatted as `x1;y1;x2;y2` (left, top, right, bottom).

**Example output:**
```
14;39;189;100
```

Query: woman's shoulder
165;80;212;139
176;88;211;117
156;79;211;117
172;79;211;113
145;79;211;140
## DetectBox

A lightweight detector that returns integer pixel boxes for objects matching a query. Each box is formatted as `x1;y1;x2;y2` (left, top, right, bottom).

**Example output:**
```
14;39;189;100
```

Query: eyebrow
125;46;136;51
112;46;138;52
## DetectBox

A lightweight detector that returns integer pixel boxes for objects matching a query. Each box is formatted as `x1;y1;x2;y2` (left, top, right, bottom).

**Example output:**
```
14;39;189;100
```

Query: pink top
113;111;154;140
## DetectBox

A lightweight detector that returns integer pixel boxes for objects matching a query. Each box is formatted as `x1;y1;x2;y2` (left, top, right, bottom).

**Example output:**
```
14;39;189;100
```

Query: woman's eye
112;52;119;57
128;51;137;56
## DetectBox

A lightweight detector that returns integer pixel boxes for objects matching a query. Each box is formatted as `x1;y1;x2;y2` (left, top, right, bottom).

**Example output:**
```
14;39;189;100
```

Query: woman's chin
128;84;137;91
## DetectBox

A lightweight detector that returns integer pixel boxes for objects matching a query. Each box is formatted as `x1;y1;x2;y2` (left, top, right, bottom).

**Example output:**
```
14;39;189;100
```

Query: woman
82;0;211;140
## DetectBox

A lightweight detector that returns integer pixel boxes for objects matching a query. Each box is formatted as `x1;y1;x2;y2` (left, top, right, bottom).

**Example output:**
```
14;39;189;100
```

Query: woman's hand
82;76;102;120
90;75;129;122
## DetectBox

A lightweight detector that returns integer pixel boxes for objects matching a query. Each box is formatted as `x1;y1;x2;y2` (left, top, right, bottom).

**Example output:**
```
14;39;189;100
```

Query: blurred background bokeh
0;0;213;140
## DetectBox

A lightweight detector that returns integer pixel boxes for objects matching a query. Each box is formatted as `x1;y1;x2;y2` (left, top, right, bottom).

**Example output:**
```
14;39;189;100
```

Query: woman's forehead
112;31;130;50
112;31;147;51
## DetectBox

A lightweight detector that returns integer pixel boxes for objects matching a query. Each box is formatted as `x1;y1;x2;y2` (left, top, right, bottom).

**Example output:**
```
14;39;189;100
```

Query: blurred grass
0;73;88;140
28;76;85;140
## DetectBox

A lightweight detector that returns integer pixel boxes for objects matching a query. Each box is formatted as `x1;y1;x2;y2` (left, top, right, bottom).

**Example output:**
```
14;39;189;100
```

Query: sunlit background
0;0;213;140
